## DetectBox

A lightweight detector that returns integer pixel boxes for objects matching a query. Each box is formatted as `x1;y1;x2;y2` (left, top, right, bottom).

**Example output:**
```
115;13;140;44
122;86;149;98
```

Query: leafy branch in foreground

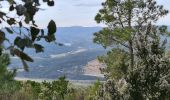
0;0;56;71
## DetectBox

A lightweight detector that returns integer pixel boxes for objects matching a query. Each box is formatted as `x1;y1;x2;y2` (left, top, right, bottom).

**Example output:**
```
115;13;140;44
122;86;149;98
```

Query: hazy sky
33;0;170;27
1;0;170;27
33;0;104;27
157;1;170;26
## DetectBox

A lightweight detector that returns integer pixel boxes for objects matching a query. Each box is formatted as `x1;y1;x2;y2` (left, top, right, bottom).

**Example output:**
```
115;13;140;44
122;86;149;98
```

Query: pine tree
94;0;170;99
0;53;21;97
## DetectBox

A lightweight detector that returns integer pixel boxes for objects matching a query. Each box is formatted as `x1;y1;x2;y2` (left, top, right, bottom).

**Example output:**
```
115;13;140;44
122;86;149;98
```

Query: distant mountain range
7;26;170;81
8;26;106;81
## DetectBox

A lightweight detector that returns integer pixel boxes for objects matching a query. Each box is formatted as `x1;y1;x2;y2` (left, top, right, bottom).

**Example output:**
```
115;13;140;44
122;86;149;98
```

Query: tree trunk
129;40;134;70
128;0;134;70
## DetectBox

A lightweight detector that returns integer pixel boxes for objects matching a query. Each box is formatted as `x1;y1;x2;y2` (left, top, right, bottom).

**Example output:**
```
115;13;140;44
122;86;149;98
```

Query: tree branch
111;37;129;48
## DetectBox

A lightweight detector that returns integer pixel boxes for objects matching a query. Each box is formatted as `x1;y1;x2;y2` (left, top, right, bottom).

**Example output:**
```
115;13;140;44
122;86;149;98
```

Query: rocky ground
83;59;105;78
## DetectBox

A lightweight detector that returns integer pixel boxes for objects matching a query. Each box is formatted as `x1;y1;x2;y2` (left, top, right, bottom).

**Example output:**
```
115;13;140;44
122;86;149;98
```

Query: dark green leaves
7;18;15;25
45;35;56;42
95;13;102;23
31;26;40;41
34;44;44;53
19;21;22;27
43;0;48;2
48;20;57;35
45;20;56;42
14;37;21;47
9;5;15;11
5;27;13;34
98;48;129;79
21;60;29;72
47;0;54;6
94;27;132;48
94;28;113;48
159;25;168;34
42;0;55;6
111;27;133;41
13;48;33;62
24;13;31;24
14;37;33;50
0;30;5;44
29;21;57;43
0;0;56;72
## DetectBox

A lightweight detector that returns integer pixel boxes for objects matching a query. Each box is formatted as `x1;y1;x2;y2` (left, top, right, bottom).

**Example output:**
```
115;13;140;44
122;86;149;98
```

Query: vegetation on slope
1;0;170;100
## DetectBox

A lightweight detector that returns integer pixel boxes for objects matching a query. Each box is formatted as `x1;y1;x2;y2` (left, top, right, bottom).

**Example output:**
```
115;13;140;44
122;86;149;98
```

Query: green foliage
0;54;22;99
84;80;102;100
0;54;15;81
94;0;169;51
45;20;57;42
0;76;70;100
125;27;170;99
0;0;56;71
94;0;170;77
93;0;170;99
98;49;129;79
31;76;69;100
94;27;134;48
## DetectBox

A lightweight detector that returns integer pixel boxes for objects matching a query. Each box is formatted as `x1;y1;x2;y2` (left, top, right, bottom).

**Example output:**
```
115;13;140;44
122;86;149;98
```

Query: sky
1;0;170;27
34;0;104;27
34;0;170;27
156;1;170;26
